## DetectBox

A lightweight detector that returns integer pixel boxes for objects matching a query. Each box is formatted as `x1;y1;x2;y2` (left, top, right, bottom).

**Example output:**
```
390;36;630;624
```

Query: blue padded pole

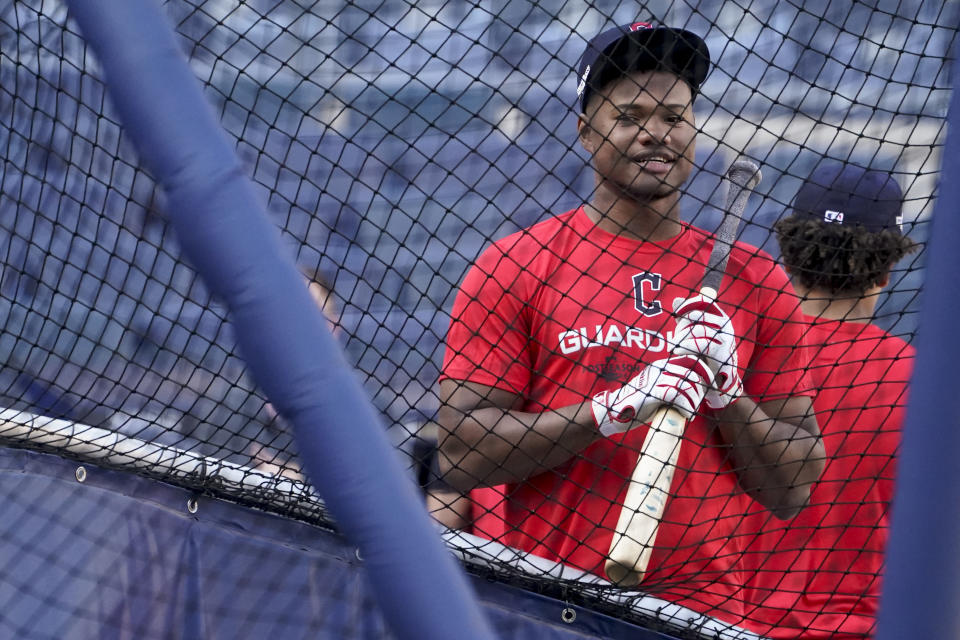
875;42;960;640
63;2;495;639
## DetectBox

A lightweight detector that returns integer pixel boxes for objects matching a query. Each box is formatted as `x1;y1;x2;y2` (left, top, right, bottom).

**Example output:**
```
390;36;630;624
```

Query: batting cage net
0;1;956;638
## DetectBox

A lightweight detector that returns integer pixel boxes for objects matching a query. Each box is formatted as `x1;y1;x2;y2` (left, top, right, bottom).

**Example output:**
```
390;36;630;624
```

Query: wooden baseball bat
604;159;762;586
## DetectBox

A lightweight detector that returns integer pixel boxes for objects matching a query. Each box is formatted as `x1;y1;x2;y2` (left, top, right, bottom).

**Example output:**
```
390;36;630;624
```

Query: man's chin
620;182;679;203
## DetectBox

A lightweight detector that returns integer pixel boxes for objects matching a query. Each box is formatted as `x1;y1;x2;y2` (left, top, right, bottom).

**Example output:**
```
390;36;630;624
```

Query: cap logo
824;210;844;224
629;22;653;31
577;65;590;97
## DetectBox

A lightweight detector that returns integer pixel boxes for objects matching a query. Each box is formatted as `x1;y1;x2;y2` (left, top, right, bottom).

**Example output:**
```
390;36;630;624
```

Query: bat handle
605;406;688;586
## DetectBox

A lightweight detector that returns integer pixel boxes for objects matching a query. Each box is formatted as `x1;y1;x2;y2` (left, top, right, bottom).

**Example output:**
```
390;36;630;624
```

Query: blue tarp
0;446;673;640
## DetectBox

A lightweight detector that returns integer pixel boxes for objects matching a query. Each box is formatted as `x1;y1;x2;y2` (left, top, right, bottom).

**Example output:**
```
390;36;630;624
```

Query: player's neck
794;285;882;324
584;192;683;242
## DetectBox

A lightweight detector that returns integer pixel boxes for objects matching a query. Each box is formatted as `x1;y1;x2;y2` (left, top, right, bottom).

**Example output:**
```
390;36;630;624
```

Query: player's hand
591;355;714;436
672;295;743;409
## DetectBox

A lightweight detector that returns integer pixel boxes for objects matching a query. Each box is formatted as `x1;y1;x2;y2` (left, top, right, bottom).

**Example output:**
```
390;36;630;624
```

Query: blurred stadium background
0;0;956;638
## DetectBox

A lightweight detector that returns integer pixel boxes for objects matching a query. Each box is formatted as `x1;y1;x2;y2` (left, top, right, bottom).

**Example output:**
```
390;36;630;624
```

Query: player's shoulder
476;208;582;266
808;318;916;364
685;224;779;266
730;237;780;271
845;320;913;348
736;241;792;293
859;326;915;382
492;209;580;248
866;323;916;360
688;224;788;287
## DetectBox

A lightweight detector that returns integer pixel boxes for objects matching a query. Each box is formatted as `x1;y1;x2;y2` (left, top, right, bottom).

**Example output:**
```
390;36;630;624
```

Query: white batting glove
672;295;743;410
591;355;714;436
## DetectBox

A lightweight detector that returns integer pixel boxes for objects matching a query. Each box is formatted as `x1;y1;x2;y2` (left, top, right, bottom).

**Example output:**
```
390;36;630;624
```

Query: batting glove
672;295;743;410
591;355;714;436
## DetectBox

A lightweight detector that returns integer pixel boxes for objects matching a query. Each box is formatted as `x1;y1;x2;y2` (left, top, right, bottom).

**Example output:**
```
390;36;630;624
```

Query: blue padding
875;42;960;640
62;1;494;638
0;447;665;640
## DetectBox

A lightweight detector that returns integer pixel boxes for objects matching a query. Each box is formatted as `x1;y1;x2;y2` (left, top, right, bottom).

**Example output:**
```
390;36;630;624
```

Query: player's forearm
713;396;825;519
436;403;601;491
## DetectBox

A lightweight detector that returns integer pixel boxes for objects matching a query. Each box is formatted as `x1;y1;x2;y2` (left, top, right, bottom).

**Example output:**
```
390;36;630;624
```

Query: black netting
1;1;956;638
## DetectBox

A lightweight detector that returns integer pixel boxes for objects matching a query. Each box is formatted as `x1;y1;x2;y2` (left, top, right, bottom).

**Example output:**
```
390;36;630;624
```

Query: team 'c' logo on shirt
632;272;663;317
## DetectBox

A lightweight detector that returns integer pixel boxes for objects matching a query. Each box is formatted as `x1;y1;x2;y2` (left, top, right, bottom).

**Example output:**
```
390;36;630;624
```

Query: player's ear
877;270;891;289
577;113;596;153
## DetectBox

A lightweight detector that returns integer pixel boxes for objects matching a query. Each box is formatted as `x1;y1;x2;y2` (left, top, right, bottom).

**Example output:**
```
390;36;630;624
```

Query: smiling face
578;70;696;204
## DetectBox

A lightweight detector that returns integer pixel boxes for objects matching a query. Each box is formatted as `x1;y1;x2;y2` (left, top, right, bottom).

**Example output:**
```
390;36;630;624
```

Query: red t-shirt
441;207;813;624
742;317;914;639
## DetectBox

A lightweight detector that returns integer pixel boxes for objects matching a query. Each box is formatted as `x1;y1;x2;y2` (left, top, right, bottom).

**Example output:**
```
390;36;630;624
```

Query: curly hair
774;215;918;295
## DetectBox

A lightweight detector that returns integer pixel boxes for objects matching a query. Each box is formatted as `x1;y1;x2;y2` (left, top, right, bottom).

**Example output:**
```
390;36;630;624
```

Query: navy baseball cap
575;22;711;113
791;163;904;233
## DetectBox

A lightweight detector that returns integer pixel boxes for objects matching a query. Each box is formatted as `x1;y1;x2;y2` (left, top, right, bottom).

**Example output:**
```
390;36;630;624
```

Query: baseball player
742;163;918;638
436;22;825;624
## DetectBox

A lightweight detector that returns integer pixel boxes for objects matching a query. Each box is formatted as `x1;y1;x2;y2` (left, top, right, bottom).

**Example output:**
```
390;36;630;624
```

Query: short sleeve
743;262;816;401
440;241;534;395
